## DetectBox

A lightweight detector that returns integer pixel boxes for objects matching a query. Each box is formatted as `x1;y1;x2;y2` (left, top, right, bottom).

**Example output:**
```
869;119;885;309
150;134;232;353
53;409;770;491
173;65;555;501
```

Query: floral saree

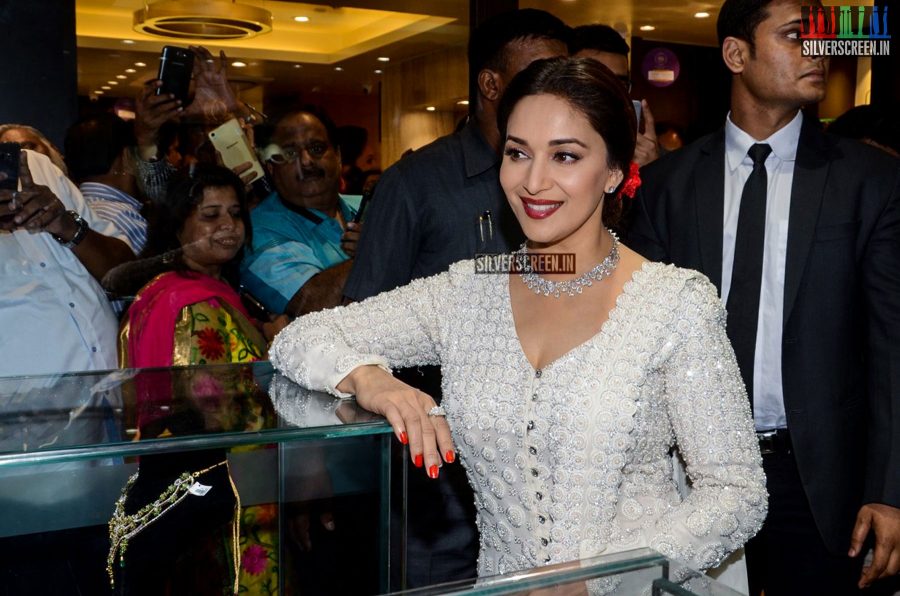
119;271;281;595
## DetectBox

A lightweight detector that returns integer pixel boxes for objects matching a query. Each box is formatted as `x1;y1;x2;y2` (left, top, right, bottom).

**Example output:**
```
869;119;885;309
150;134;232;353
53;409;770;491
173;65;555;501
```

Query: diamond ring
427;406;446;417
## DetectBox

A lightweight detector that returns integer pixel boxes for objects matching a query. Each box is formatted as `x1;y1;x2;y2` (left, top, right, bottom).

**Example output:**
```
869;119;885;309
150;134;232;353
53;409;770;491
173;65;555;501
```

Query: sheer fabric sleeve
269;262;467;397
649;275;767;572
133;149;177;205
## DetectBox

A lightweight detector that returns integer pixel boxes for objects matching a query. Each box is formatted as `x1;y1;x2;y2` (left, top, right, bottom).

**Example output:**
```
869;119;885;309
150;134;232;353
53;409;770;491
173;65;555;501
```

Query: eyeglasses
261;141;330;165
617;75;633;93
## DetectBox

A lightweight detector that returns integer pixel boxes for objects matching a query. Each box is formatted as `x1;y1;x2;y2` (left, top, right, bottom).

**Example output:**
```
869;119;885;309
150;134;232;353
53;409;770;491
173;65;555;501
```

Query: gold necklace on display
107;459;241;594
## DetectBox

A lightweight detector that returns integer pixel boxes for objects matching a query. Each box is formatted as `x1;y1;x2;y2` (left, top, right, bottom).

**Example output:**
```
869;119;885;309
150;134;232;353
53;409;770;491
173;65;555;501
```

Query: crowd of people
0;0;898;594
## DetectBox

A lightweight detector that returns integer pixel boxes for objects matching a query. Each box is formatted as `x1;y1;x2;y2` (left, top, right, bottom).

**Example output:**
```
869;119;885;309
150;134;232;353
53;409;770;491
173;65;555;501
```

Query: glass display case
393;548;743;596
0;362;746;595
0;362;404;595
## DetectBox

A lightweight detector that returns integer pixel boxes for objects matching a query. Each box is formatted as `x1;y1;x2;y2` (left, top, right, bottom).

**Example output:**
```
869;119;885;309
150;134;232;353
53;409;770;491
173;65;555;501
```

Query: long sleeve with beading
608;274;767;573
270;259;767;586
269;264;462;397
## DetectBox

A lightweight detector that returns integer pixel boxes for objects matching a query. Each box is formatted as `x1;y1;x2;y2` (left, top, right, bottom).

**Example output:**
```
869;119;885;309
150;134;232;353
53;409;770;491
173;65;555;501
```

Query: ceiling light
94;90;105;94
107;81;118;85
377;57;390;62
133;0;273;40
694;11;710;18
134;62;147;67
334;66;343;71
457;100;469;105
122;39;136;44
639;25;656;31
293;64;303;69
294;16;309;22
125;68;137;73
374;69;383;74
101;86;112;90
426;106;436;112
231;61;247;68
116;75;127;79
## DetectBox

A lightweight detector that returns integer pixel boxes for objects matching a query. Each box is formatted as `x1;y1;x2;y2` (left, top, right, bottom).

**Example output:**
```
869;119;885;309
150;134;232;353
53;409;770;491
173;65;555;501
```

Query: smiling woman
117;163;289;594
120;163;286;370
269;57;767;592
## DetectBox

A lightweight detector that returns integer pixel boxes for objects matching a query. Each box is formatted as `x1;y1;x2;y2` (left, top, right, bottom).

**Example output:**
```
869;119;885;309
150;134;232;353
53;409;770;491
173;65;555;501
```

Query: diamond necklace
519;229;620;298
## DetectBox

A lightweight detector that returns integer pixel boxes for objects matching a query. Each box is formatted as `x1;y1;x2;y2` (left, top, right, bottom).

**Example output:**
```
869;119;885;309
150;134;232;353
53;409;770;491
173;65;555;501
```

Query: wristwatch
52;210;89;249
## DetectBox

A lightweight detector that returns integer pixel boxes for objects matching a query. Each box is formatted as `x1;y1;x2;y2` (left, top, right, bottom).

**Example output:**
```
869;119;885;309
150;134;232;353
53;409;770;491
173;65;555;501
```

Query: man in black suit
628;0;900;594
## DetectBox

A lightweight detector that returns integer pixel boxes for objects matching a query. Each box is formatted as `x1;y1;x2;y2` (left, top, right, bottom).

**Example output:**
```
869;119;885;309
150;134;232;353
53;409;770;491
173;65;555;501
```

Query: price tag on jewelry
188;482;212;496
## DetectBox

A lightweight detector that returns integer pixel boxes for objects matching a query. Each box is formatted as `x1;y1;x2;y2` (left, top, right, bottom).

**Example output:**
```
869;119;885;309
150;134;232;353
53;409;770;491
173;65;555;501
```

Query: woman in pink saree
120;164;282;368
117;164;286;595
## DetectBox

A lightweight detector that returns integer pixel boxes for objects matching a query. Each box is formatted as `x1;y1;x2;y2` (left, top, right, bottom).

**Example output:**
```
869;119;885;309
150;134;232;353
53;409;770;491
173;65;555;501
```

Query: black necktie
726;143;772;403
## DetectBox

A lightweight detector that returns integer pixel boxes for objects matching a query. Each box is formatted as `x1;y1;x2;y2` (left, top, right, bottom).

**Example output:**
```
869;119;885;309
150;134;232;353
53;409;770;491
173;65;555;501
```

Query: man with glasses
570;24;660;166
241;106;362;317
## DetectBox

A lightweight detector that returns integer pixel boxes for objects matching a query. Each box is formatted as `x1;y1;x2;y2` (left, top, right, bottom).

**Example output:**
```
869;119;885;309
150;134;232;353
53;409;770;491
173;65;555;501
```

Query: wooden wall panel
381;47;468;166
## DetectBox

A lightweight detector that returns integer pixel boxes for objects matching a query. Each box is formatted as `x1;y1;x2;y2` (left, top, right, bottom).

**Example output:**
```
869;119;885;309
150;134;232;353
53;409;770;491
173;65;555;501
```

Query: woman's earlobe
609;170;624;191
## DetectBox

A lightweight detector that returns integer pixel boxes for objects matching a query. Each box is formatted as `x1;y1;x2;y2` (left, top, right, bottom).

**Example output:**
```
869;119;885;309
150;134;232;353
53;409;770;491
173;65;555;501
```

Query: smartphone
0;142;19;224
208;118;265;184
239;286;270;319
352;185;374;224
0;143;19;191
156;45;194;106
632;100;643;131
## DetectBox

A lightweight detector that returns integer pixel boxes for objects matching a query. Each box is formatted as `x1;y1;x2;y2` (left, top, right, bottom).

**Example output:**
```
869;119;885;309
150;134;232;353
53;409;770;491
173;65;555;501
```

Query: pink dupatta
126;271;255;368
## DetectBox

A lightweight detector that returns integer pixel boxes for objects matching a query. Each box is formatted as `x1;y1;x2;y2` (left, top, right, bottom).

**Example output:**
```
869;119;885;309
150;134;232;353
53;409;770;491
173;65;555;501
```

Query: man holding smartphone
569;23;660;167
240;106;363;318
0;149;135;376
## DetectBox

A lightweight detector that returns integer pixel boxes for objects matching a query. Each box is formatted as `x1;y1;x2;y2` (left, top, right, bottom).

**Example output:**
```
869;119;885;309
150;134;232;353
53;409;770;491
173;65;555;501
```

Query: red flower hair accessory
617;161;642;200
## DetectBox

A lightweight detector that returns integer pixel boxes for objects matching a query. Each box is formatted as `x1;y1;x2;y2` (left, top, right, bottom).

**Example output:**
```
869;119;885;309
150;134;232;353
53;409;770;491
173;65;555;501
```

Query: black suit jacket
628;113;900;554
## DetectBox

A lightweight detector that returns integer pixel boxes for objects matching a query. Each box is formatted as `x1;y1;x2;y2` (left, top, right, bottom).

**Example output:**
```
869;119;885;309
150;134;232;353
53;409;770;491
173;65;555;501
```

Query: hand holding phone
352;185;374;224
208;119;265;184
156;45;194;106
0;151;69;235
632;99;660;166
632;99;643;131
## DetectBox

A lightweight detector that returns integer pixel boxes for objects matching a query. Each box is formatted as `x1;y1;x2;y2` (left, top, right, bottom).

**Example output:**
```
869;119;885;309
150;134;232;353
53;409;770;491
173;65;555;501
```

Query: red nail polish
445;450;456;463
414;454;423;468
428;465;439;479
399;431;409;445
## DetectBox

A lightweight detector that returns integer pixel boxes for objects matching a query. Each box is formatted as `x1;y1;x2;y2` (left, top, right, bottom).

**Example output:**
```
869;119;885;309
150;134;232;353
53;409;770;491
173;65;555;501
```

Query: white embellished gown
270;260;767;582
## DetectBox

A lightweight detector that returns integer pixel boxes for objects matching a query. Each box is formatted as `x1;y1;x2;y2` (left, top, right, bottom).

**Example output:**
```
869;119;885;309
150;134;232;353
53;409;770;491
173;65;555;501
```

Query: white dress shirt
721;110;802;430
0;151;129;377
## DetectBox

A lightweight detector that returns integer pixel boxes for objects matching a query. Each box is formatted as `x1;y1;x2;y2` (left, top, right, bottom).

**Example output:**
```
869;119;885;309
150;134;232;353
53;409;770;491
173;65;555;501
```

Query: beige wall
380;47;468;167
